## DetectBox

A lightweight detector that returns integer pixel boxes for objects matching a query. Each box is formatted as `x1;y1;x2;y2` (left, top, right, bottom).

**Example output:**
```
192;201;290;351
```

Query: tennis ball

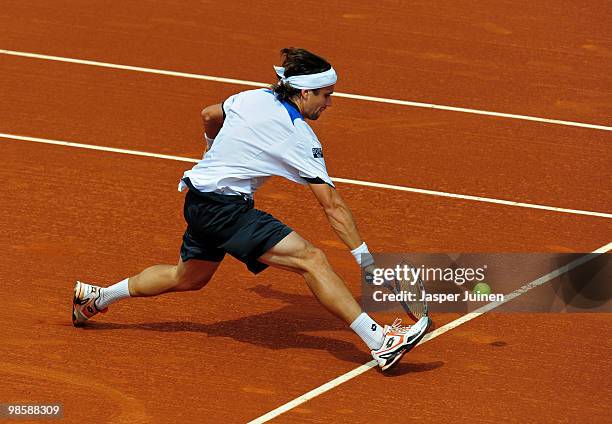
473;282;491;295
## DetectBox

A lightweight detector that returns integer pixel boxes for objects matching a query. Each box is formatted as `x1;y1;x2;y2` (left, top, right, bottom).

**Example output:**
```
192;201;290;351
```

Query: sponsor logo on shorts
312;148;323;158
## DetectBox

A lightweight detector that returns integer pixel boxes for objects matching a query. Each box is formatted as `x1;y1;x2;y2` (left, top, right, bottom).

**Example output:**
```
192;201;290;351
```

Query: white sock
96;278;131;309
350;312;384;350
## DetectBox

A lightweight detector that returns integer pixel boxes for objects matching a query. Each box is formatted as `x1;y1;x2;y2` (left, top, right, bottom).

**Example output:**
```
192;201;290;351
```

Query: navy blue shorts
180;179;292;274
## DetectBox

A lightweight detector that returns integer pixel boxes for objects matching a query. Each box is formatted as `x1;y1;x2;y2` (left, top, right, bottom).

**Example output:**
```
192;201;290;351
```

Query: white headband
274;66;337;89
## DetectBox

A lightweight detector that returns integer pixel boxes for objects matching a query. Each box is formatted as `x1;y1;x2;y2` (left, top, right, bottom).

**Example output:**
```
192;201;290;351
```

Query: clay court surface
1;1;611;422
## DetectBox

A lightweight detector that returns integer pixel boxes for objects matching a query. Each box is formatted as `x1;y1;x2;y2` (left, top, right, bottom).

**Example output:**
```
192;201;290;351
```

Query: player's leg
258;231;388;352
258;231;362;325
258;232;430;370
128;257;220;296
73;258;220;327
73;187;230;326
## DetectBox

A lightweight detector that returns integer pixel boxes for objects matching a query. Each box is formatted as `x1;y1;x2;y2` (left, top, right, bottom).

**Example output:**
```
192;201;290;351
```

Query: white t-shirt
179;89;334;196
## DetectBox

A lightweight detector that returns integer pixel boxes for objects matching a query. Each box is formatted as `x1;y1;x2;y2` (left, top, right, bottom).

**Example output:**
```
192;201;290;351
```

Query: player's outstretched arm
309;183;375;270
309;183;363;250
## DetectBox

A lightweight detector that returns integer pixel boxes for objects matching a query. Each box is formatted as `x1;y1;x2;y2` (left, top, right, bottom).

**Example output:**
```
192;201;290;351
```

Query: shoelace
387;318;412;335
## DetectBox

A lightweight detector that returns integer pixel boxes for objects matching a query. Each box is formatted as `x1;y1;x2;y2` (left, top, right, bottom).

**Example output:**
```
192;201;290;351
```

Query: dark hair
271;48;332;101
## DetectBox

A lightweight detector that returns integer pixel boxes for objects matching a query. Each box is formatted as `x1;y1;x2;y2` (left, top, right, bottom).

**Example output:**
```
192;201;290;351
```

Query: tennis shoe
72;281;107;327
371;316;430;371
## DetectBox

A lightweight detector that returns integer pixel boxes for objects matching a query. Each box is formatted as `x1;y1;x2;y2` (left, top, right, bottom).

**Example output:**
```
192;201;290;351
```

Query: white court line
248;241;612;423
0;133;200;163
1;48;611;132
1;132;611;220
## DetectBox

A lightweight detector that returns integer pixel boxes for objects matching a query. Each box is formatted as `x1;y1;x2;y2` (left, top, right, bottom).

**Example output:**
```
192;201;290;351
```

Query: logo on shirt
312;148;323;158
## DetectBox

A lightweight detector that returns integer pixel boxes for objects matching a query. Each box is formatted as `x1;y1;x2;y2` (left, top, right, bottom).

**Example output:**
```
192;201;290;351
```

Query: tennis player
72;48;429;371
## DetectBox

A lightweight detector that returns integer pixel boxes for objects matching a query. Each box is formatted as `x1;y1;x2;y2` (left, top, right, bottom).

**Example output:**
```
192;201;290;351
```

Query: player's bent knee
301;246;330;273
174;278;209;292
173;271;211;292
189;278;211;291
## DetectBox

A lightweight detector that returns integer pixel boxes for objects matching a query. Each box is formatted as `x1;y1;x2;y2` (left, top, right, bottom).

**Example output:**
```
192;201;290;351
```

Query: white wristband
204;133;215;149
351;242;374;267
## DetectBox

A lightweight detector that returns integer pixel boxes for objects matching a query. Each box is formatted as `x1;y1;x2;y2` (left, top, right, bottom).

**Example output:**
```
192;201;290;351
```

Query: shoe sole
381;317;431;372
72;282;85;327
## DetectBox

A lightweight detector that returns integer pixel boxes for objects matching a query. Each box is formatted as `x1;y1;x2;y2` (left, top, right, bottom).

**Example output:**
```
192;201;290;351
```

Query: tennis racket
384;261;428;322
